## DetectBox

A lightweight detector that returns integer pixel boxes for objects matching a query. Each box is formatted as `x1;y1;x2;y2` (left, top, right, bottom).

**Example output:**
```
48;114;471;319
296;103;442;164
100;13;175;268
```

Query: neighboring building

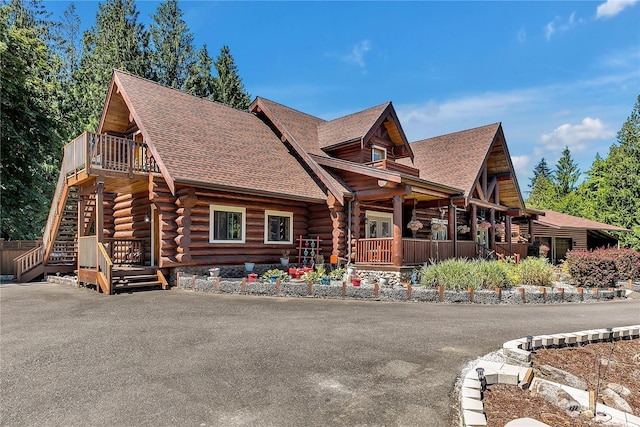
517;210;628;264
13;70;626;290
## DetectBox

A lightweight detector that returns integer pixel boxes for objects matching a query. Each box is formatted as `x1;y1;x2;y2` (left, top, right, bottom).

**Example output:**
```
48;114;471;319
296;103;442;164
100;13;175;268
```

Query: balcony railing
63;132;160;178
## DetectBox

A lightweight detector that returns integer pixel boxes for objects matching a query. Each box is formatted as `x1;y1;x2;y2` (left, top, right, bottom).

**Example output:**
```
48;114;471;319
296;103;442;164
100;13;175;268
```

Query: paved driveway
1;282;639;427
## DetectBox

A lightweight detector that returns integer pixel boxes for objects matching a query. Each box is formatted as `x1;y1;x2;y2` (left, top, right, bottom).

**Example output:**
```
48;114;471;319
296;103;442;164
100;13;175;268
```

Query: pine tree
554;146;580;197
184;44;213;97
526;175;557;210
529;158;552;188
149;0;194;90
1;0;64;239
73;0;150;131
211;45;251;110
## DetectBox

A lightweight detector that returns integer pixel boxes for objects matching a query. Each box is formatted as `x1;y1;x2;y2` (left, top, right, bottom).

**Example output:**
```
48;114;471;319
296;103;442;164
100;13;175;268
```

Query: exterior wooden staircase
14;132;162;290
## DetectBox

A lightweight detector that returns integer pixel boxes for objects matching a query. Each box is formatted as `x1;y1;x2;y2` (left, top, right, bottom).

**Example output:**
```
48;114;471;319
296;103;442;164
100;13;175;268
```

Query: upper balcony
63;132;160;183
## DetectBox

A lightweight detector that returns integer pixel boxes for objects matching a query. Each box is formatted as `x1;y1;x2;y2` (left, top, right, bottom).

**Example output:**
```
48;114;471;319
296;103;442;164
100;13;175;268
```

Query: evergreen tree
526;175;557;210
1;0;64;239
529;158;552;188
554;146;580;197
149;0;194;90
73;0;150;131
588;96;640;249
184;43;213;97
211;45;251;110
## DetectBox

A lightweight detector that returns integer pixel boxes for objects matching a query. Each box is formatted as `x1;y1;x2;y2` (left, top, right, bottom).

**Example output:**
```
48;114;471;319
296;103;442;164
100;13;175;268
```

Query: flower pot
270;275;278;283
244;262;255;272
248;273;258;282
209;267;220;277
280;258;289;267
352;277;361;287
321;277;330;285
347;266;356;275
379;277;389;286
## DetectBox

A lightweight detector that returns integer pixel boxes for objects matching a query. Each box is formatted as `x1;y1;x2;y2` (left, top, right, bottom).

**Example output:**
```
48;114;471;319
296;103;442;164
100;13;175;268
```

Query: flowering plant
478;221;492;230
407;219;424;231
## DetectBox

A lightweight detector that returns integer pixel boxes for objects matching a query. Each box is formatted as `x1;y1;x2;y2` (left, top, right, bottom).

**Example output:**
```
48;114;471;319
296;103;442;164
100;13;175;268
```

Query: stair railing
97;243;113;294
13;245;44;282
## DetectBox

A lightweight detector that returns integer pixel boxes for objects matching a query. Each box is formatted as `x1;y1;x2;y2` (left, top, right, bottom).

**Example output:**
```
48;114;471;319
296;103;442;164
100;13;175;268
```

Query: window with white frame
209;205;246;243
365;210;393;238
264;210;293;244
371;145;387;162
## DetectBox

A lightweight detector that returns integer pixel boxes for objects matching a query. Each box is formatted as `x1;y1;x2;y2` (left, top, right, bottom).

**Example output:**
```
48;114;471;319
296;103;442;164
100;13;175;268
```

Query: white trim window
365;210;393;238
371;145;387;162
210;205;246;243
264;210;293;244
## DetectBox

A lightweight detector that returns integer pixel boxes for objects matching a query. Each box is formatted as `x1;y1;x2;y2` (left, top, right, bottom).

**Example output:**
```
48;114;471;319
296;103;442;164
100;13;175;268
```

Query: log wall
171;186;330;266
149;174;177;266
112;191;152;263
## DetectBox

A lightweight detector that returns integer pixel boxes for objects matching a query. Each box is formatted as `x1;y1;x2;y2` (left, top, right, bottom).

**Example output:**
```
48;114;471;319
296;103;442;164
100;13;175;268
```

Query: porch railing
104;239;144;265
97;243;113;294
356;238;526;265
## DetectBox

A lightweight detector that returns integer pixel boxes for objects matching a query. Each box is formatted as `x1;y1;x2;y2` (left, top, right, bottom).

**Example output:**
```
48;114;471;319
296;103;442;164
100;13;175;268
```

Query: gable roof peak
326;101;392;123
252;97;325;122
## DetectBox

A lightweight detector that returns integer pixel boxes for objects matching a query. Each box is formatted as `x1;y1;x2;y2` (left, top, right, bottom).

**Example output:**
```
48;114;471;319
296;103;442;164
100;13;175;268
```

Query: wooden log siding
102;193;115;239
169;187;318;266
307;203;333;259
149;175;178;266
111;191;151;263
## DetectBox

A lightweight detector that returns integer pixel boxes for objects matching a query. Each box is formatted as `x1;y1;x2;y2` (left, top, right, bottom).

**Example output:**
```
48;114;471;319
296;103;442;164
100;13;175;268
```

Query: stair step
114;274;158;282
114;281;162;289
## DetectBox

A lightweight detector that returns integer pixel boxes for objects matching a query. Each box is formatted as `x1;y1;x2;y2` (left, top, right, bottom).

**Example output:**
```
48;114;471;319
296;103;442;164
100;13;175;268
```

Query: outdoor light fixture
476;367;487;392
144;213;150;223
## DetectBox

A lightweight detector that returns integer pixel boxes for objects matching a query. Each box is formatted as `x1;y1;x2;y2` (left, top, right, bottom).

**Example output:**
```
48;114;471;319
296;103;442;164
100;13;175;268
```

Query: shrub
420;259;480;291
517;257;554;287
477;260;513;288
261;269;289;282
565;249;617;288
606;248;640;280
329;268;346;281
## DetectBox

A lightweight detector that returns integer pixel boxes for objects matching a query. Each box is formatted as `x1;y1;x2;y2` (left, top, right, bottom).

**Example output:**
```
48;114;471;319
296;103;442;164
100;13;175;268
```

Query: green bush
261;269;289;282
477;260;513;288
329;268;346;281
565;249;618;288
420;259;479;290
517;257;554;287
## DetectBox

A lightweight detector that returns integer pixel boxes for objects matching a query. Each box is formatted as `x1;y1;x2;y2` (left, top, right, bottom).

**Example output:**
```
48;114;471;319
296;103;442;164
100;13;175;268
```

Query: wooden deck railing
90;133;159;174
13;245;44;281
104;239;144;265
356;238;393;264
356;238;527;265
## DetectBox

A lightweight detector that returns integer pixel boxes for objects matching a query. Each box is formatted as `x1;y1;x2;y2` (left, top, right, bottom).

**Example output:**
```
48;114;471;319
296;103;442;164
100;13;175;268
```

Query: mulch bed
482;339;640;426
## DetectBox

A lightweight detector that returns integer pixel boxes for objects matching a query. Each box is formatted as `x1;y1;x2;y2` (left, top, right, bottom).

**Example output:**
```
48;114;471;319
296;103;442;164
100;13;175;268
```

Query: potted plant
262;269;289;283
280;250;290;267
352;276;362;287
244;262;255;272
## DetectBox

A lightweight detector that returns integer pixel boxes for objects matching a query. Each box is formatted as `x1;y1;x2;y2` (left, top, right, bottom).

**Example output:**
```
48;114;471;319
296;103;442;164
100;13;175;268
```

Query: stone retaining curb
174;275;630;305
459;324;640;427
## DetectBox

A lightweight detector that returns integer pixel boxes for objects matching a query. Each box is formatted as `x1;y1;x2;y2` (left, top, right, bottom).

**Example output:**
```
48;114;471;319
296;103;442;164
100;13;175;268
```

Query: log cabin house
13;70;623;291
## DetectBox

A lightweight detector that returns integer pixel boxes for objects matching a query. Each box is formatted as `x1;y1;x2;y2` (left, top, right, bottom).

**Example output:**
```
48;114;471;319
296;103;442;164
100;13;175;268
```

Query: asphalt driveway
1;282;639;427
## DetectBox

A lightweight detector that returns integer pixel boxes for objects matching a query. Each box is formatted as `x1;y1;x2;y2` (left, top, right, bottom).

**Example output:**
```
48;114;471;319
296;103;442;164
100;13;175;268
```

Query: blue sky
46;0;639;194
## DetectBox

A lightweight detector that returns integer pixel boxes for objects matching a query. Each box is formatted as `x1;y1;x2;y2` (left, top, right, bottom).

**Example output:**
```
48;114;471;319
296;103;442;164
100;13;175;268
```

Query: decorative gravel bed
482;339;640;426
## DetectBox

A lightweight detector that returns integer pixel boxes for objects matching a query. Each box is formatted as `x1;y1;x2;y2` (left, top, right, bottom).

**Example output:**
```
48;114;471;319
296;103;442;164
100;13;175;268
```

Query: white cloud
544;21;555;40
510;155;531;186
596;0;638;18
537;117;615;153
342;40;371;68
517;27;527;43
545;12;584;40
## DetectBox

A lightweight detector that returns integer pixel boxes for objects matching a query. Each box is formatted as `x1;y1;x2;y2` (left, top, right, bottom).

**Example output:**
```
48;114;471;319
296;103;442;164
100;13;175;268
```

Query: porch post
392;195;403;267
489;208;495;251
506;215;512;253
77;196;85;238
449;199;457;258
96;180;104;244
470;203;477;244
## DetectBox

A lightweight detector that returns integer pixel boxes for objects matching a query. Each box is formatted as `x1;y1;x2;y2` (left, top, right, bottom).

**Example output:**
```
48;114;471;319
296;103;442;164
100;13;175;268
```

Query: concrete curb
459;325;640;427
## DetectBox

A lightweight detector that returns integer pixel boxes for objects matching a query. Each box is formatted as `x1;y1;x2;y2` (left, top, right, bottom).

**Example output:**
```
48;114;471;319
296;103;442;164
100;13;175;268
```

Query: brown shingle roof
536;210;629;231
399;123;501;197
318;103;390;149
112;71;326;201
